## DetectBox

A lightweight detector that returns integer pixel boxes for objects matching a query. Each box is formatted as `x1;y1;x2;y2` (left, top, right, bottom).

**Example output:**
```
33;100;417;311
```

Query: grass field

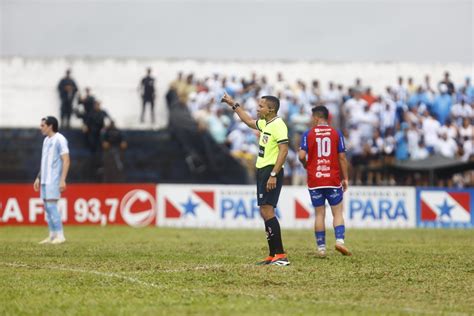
0;227;473;315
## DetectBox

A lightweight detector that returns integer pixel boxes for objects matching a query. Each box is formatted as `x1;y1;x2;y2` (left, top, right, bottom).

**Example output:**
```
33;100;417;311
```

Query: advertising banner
417;188;474;228
279;186;416;229
0;184;156;227
157;185;265;228
343;187;416;228
5;184;461;229
157;185;416;229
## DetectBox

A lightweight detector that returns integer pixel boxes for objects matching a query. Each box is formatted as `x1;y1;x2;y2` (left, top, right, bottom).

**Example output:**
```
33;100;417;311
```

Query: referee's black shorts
256;165;284;207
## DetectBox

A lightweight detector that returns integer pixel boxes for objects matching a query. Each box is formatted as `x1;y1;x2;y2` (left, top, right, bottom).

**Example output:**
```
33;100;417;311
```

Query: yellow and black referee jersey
255;117;289;169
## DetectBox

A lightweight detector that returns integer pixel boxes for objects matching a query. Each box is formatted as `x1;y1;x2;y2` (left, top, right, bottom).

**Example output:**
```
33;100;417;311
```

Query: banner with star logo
287;186;416;228
157;185;417;229
417;188;474;228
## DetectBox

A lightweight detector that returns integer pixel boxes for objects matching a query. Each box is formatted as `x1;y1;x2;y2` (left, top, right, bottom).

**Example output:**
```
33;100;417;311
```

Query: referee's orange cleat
335;243;352;256
270;253;290;266
256;256;274;265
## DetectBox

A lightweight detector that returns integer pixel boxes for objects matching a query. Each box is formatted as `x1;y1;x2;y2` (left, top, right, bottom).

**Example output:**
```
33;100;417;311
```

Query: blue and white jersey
40;133;69;185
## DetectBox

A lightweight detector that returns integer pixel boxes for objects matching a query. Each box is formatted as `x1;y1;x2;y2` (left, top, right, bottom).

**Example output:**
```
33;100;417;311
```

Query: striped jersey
40;133;69;185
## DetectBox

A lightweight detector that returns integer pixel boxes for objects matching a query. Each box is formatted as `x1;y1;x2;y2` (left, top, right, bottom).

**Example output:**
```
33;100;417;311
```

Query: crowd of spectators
168;71;474;187
55;67;473;187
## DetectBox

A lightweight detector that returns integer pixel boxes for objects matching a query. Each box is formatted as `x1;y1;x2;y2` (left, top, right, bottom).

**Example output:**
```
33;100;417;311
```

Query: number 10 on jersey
316;137;331;157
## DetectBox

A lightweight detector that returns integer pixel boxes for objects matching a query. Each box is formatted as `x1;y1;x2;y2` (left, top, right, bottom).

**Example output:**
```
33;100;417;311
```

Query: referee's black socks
265;217;284;255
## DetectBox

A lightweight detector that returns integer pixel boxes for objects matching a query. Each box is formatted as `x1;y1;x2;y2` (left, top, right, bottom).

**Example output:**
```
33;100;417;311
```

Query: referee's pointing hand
221;92;234;107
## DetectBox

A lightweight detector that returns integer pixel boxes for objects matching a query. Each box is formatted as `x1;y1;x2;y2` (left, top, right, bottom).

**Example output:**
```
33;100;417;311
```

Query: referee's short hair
262;95;280;113
312;105;329;120
42;116;59;132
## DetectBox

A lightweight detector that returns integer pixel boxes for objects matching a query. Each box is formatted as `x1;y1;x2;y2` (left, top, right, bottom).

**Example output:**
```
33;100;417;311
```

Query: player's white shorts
40;184;60;200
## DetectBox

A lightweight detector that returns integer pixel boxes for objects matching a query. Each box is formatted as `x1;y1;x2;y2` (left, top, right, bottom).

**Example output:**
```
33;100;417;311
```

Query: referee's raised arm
221;92;257;130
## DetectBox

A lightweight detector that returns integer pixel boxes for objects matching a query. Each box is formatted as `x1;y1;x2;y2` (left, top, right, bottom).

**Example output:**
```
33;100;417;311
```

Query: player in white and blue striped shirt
33;116;70;244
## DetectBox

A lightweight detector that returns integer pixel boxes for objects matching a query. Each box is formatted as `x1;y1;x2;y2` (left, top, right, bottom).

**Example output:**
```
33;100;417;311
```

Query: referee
222;93;290;266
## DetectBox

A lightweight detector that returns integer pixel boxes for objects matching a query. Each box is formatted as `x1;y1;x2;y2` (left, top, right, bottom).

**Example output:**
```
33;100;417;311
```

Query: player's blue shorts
40;184;60;200
308;187;343;207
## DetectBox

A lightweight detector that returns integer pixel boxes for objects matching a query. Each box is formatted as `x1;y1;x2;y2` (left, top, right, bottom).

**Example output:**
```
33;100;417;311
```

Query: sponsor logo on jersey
314;128;331;133
316;172;331;178
316;165;331;171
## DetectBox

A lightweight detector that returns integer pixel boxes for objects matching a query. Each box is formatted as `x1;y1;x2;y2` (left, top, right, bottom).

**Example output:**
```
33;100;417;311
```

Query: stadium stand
0;127;248;184
0;58;472;186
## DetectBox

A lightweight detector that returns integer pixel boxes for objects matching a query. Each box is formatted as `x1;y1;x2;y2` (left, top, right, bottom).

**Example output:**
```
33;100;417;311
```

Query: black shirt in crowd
141;76;155;99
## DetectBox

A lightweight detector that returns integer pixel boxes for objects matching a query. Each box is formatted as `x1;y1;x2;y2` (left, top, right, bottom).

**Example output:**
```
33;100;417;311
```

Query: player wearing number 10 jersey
298;106;351;257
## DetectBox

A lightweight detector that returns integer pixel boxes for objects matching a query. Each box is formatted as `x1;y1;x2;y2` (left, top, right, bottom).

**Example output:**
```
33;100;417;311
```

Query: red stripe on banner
448;192;471;214
193;191;214;210
295;199;311;219
420;199;437;221
165;198;181;218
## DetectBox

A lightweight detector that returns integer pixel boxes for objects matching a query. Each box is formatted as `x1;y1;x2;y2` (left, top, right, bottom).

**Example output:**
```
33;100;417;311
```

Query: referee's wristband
232;103;240;111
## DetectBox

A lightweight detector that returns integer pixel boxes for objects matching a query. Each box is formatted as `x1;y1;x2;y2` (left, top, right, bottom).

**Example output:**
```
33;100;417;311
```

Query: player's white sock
318;245;326;252
56;231;65;240
336;238;344;244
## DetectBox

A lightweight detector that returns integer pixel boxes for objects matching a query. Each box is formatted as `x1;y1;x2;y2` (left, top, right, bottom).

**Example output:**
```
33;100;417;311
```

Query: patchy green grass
0;227;473;315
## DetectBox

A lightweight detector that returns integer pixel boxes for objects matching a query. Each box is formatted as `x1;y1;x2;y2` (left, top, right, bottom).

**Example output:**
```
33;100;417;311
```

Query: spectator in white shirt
369;96;384;116
343;91;368;127
411;139;430;160
352;78;364;93
358;104;379;141
422;111;441;153
405;106;422;127
273;72;287;95
347;124;364;185
309;80;321;104
436;131;459;158
439;119;458;140
207;73;222;94
394;76;408;102
407;123;421;156
379;101;396;134
451;98;472;125
459;117;473;141
296;81;311;108
423;74;436;102
322;81;342;128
